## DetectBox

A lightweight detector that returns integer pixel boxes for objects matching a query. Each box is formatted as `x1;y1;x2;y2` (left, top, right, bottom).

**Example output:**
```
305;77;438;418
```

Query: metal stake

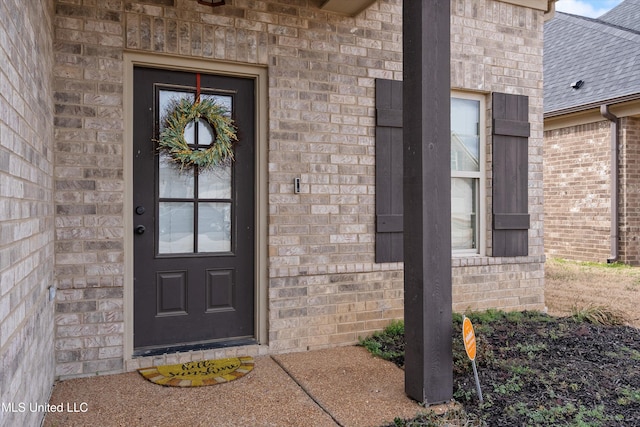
472;359;483;403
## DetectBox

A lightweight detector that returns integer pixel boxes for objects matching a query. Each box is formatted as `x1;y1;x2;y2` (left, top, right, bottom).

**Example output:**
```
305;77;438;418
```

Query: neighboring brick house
1;0;552;424
544;0;640;264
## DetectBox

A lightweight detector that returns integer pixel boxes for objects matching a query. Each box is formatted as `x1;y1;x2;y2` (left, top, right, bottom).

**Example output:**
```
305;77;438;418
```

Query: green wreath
157;98;238;168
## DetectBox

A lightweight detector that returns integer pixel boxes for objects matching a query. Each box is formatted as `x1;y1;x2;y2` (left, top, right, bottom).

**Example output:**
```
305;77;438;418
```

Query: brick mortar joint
268;255;546;278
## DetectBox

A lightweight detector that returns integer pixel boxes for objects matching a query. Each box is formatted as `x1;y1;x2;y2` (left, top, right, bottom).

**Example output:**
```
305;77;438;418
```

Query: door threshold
133;337;257;358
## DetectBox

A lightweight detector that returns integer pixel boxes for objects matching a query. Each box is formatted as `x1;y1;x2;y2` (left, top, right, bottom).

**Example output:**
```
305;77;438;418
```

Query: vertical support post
402;0;453;404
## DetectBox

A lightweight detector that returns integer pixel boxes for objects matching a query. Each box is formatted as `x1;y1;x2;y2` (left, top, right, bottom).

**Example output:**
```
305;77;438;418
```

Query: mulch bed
375;311;640;426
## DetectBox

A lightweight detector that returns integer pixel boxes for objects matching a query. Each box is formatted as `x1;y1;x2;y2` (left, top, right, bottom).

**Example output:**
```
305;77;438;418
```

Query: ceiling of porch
313;0;378;16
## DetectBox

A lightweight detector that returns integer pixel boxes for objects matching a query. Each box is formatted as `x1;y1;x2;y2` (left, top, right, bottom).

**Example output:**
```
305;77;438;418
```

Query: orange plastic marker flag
462;316;483;403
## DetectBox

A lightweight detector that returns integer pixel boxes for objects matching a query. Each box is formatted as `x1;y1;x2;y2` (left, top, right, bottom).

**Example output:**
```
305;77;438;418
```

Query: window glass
199;164;232;199
159;90;194;141
198;203;231;252
451;178;477;250
451;98;480;172
451;95;483;254
159;153;194;199
156;90;235;255
158;202;194;254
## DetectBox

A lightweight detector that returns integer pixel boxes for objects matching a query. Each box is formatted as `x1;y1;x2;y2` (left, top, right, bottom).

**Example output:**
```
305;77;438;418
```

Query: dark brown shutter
375;78;403;263
492;93;530;257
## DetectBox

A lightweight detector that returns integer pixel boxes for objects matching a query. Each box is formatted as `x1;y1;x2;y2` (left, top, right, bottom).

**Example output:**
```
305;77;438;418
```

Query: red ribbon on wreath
195;73;201;103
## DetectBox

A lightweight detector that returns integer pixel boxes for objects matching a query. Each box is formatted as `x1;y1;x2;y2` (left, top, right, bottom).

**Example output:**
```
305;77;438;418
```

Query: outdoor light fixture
198;0;225;6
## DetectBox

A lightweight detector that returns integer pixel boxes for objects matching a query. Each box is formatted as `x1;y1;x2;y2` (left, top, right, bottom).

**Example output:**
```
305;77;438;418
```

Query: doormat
138;356;254;387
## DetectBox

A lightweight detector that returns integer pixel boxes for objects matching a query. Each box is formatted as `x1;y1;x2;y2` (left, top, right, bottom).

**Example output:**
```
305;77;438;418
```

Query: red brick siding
544;121;612;262
619;117;640;265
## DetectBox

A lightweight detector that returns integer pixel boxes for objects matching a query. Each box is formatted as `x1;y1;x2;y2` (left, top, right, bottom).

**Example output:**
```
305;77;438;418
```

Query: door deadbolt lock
135;206;146;215
135;225;146;235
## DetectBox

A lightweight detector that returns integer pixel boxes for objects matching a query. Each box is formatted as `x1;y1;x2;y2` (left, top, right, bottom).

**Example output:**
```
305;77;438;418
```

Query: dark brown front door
133;67;255;354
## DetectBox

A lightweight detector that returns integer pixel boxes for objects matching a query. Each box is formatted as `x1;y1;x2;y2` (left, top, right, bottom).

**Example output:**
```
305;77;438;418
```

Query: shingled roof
544;0;640;116
599;0;640;32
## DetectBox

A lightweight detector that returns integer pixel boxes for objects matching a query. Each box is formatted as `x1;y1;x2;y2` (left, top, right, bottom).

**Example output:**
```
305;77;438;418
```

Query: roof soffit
498;0;553;11
320;0;377;16
319;0;553;16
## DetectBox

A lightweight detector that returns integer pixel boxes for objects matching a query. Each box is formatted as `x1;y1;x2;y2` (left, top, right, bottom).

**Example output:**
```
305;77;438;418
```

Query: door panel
133;67;255;353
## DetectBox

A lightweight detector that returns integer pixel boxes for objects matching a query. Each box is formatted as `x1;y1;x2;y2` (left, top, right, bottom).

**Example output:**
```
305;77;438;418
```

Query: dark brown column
402;0;453;404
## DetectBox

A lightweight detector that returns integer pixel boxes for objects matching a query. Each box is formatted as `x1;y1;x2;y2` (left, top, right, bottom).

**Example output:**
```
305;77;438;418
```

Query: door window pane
198;203;231;252
202;94;232;115
159;153;195;198
199;164;232;199
156;90;235;255
159;202;194;254
197;119;215;145
159;90;195;142
184;118;215;145
451;178;477;251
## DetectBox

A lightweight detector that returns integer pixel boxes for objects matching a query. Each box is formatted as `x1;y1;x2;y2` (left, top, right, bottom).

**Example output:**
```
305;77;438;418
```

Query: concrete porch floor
43;346;442;427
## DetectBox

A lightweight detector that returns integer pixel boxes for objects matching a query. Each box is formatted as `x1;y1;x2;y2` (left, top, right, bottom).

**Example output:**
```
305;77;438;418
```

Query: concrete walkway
43;346;436;427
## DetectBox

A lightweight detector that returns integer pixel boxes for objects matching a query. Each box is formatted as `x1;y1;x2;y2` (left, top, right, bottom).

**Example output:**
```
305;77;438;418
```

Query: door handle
135;225;146;235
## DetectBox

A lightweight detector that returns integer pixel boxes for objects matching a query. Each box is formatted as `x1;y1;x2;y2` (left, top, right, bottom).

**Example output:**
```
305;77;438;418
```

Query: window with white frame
451;92;485;254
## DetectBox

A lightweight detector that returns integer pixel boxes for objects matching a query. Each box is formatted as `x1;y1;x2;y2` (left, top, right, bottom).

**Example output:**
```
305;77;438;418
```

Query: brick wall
53;0;127;378
544;121;612;262
619;116;640;265
52;0;545;377
452;257;545;313
449;0;545;314
544;117;640;265
0;0;55;425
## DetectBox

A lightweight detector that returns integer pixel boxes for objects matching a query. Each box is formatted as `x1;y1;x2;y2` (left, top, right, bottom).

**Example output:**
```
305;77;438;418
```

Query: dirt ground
544;258;640;327
374;258;640;426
